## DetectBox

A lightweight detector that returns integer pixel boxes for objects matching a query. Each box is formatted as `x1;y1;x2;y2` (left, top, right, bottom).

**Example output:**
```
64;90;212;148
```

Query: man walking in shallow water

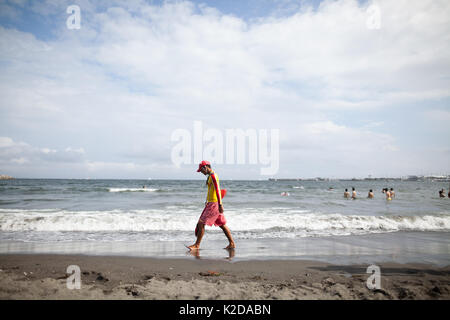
187;160;236;251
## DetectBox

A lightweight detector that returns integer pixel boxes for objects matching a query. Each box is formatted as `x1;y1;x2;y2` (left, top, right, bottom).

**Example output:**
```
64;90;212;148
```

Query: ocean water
1;178;449;264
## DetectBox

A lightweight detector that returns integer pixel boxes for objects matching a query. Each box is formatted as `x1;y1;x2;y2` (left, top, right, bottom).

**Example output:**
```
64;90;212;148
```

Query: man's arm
205;176;210;206
210;173;222;206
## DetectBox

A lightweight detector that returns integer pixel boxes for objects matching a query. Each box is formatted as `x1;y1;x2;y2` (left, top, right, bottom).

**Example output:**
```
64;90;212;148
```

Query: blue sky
0;0;449;179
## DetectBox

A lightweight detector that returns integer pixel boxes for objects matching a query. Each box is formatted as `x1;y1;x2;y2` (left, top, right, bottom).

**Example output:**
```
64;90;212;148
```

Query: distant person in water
390;188;395;198
368;189;374;199
386;188;392;200
344;188;350;199
351;187;357;199
188;160;235;251
439;189;446;198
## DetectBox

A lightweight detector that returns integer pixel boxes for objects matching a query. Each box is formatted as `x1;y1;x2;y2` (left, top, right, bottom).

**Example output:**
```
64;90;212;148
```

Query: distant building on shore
424;175;450;182
0;175;14;180
402;175;420;181
400;175;450;182
268;177;334;182
269;174;450;182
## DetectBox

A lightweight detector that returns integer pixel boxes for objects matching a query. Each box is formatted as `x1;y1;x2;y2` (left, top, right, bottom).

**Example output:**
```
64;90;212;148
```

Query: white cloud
0;137;86;164
41;148;56;154
0;137;16;147
10;157;28;164
424;109;450;123
280;120;400;174
65;147;85;154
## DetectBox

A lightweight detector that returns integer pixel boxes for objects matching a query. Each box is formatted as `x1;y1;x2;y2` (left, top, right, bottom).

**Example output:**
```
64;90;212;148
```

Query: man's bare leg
188;222;205;250
220;224;235;249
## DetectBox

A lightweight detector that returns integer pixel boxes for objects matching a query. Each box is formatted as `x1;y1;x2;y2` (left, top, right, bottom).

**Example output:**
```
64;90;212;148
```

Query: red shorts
199;202;227;227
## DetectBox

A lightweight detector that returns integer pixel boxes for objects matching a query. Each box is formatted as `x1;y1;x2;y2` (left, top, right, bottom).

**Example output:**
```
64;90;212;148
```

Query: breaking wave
1;209;449;239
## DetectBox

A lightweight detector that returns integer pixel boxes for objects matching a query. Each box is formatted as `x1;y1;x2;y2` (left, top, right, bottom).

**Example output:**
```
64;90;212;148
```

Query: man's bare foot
187;244;200;251
224;243;235;249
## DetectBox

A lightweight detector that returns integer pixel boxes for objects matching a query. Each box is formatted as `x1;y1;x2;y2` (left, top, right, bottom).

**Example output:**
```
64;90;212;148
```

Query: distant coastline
268;175;450;182
0;175;14;180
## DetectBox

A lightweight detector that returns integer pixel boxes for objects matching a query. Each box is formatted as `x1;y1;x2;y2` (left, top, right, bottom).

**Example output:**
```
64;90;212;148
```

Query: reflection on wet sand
187;248;235;260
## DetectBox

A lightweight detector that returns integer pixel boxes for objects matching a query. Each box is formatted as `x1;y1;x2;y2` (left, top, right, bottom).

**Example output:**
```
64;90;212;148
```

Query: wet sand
2;232;449;267
0;254;449;300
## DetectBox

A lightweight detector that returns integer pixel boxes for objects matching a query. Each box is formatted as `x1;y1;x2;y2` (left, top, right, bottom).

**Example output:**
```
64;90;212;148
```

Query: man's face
200;166;208;175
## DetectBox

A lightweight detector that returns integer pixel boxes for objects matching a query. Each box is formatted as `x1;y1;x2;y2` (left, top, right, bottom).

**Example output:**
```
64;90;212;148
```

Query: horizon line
2;175;450;181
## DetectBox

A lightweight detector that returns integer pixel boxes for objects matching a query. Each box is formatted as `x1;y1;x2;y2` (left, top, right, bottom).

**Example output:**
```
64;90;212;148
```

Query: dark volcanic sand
0;254;449;299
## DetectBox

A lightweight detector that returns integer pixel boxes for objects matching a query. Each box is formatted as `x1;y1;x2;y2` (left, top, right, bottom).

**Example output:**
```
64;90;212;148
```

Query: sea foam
1;208;449;238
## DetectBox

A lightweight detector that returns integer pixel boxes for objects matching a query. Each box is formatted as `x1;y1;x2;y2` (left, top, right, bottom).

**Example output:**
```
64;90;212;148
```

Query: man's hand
219;204;224;213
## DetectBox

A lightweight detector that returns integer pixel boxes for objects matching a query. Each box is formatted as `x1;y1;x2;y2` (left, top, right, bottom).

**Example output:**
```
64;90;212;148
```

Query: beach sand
0;254;449;300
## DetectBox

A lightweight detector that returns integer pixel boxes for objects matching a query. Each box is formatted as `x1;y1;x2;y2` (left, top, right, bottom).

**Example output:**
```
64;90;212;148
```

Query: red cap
196;160;210;172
